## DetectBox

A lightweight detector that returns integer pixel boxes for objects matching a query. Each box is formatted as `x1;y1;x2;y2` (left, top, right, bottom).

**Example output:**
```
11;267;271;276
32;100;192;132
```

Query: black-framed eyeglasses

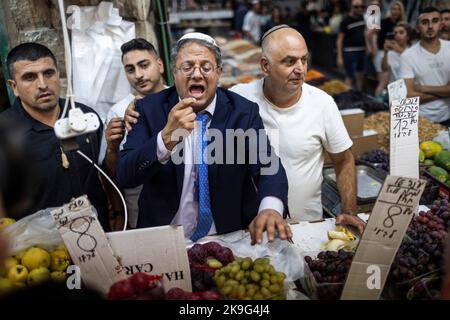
175;62;220;76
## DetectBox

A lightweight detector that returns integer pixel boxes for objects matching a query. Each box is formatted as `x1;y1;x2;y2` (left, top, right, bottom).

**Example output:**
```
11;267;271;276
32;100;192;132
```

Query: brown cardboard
52;196;192;295
340;176;426;300
51;196;126;295
324;129;379;164
107;226;192;292
340;108;365;138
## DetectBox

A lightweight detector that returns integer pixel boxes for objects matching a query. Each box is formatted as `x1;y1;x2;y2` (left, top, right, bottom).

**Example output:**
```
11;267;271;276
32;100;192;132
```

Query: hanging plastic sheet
68;1;135;122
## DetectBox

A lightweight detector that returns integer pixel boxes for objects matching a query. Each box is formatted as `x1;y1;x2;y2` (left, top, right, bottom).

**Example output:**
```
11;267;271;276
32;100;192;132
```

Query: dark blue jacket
117;86;289;234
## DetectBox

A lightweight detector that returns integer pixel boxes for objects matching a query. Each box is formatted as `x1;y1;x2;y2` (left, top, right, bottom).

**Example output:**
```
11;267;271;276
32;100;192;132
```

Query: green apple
22;247;50;271
27;267;50;286
6;265;28;283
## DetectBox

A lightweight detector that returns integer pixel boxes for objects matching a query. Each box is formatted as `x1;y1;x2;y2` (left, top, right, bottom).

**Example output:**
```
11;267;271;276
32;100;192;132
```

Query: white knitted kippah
178;32;218;48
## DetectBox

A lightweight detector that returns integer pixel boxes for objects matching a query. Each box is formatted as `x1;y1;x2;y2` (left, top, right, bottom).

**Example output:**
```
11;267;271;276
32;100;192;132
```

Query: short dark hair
6;43;57;79
120;38;158;61
419;6;440;16
441;9;450;15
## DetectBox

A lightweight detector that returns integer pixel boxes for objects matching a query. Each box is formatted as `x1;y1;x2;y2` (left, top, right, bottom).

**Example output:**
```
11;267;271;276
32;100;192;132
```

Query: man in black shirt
0;43;111;230
336;0;367;91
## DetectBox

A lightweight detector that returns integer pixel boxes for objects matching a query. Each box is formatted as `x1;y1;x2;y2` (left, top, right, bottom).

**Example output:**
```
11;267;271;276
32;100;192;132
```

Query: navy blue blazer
117;86;289;234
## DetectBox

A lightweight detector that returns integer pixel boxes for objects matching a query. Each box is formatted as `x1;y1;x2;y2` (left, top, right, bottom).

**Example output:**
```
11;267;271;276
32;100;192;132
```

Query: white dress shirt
156;95;284;238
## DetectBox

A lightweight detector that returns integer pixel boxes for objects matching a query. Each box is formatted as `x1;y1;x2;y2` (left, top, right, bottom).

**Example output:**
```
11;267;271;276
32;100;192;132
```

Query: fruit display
302;250;354;300
323;226;357;251
358;149;389;173
187;242;235;292
166;287;220;300
420;141;443;159
107;272;165;300
384;198;449;299
214;257;286;300
0;244;72;296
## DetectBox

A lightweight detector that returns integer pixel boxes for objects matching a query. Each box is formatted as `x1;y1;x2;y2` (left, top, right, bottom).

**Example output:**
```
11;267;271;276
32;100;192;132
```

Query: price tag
390;96;420;178
51;195;125;295
341;176;426;299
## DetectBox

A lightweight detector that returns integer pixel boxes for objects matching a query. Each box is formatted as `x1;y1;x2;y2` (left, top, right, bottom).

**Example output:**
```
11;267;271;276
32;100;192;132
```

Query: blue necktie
191;113;213;242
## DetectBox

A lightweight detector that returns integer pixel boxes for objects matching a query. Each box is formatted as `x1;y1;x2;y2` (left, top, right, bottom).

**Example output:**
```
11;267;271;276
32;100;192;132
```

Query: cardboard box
107;226;192;292
324;129;379;164
52;196;191;296
340;108;365;138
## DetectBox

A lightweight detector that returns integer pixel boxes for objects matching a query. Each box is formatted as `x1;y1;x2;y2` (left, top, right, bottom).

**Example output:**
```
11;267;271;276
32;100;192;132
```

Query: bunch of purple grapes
304;250;354;300
358;149;389;172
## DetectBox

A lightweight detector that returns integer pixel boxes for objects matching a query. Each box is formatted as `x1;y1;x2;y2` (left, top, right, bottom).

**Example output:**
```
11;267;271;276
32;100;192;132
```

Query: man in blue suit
117;33;291;245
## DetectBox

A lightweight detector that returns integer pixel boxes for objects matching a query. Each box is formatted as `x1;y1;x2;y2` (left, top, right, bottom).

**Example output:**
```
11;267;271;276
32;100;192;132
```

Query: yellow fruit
14;250;26;263
420;141;442;158
50;271;67;282
0;278;15;296
0;218;15;232
6;265;28;283
4;257;19;273
27;267;50;286
419;149;425;163
50;250;70;272
21;247;50;271
54;244;69;255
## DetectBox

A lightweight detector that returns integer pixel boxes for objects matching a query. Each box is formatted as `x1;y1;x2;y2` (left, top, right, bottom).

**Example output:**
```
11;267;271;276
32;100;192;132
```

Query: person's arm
329;149;357;214
381;40;392;72
366;28;378;56
404;78;440;103
336;32;345;68
416;82;450;98
104;118;125;177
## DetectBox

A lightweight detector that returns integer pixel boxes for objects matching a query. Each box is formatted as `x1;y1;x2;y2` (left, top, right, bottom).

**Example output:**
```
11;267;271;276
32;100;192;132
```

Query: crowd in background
230;0;450;106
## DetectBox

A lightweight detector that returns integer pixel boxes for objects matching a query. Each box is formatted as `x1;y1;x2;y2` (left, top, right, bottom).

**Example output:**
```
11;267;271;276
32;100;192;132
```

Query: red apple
108;279;135;300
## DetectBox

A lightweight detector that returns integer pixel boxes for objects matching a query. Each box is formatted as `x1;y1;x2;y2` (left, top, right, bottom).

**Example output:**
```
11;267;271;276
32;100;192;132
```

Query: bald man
231;26;364;233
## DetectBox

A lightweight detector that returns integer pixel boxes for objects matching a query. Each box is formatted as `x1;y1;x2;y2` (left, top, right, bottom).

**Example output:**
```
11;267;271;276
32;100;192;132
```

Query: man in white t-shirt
104;38;166;228
242;0;262;44
230;25;365;233
400;7;450;125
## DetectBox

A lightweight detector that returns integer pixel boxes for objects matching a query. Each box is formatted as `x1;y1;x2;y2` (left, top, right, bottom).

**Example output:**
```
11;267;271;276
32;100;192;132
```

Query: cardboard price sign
341;175;426;300
390;97;420;178
51;195;125;295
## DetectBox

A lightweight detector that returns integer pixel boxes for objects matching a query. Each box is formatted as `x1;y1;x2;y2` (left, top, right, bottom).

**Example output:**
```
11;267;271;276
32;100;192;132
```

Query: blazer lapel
166;89;185;198
208;89;232;199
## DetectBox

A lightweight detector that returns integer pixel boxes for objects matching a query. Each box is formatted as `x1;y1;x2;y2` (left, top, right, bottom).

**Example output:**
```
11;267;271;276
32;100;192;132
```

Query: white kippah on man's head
178;32;218;48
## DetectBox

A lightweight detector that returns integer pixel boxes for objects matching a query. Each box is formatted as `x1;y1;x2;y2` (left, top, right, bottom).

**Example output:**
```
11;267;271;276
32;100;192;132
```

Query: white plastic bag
68;1;135;122
433;130;450;150
4;208;62;255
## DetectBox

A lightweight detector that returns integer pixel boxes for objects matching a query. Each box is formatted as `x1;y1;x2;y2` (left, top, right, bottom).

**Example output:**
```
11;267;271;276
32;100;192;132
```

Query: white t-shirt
230;79;353;221
242;11;262;42
105;93;142;228
387;50;402;82
399;40;450;122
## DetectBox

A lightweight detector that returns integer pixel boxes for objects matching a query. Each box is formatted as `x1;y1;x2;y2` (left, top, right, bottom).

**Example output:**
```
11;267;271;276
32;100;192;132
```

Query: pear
0;278;15;296
50;271;67;283
27;267;50;286
6;265;28;283
50;250;70;272
0;218;15;232
21;247;50;271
